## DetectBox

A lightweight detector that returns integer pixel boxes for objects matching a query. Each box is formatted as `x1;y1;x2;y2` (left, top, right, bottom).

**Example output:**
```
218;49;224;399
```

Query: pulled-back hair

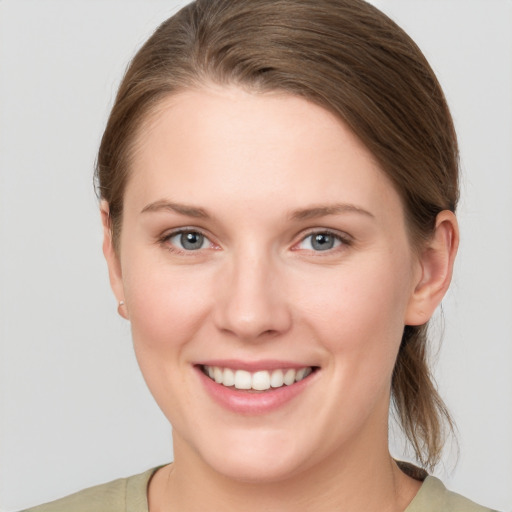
96;0;458;471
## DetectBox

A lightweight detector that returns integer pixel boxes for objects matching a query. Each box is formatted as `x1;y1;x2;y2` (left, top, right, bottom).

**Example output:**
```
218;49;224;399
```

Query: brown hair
96;0;458;470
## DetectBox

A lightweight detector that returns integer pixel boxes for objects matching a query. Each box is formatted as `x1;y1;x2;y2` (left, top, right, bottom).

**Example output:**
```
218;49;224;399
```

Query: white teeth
295;368;306;381
252;371;271;391
223;368;235;387
234;370;252;390
213;367;223;384
203;365;313;390
270;369;284;388
295;367;312;381
283;369;296;385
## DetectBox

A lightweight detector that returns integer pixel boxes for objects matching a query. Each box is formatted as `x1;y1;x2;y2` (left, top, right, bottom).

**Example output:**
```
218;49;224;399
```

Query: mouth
200;364;316;392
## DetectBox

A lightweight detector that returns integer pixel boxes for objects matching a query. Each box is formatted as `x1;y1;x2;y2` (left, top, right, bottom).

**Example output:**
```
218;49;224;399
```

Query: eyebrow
141;200;374;221
289;203;375;221
141;200;210;218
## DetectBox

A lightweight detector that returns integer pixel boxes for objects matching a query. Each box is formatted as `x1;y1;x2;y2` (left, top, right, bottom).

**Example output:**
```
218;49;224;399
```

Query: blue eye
298;232;343;251
168;231;211;251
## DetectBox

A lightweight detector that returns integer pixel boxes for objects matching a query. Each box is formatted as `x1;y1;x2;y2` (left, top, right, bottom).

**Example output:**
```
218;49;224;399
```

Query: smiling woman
15;0;506;511
107;89;432;492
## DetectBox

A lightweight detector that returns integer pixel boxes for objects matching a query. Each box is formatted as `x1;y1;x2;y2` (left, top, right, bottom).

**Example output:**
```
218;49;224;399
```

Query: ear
101;201;128;320
405;210;459;326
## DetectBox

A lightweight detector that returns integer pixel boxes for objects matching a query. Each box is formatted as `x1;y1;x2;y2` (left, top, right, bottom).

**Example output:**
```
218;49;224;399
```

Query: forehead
126;86;403;223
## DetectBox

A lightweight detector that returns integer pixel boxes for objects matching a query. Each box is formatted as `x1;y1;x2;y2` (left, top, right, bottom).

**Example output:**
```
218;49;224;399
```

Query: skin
102;86;458;512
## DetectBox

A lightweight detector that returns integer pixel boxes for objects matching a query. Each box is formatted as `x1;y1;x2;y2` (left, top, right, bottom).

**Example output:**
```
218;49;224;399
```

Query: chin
209;453;307;484
194;430;316;484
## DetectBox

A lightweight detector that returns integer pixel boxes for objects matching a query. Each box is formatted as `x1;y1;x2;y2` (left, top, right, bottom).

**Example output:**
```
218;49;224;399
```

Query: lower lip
196;367;316;414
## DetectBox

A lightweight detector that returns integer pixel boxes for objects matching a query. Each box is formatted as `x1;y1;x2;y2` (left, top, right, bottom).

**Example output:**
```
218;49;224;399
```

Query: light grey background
0;1;511;511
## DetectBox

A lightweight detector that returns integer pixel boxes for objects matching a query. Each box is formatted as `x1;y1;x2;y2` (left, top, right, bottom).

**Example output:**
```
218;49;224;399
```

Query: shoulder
407;476;498;512
20;467;159;512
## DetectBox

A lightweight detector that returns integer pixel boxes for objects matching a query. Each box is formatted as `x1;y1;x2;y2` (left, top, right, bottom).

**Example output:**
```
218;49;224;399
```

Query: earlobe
405;210;459;326
100;201;128;320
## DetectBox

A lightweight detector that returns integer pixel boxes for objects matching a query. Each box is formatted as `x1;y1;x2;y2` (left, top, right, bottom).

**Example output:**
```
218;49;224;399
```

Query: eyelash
158;228;352;255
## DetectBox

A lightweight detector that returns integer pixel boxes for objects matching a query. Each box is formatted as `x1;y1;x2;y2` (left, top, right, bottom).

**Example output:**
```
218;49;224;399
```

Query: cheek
121;262;214;423
299;253;413;365
122;256;212;354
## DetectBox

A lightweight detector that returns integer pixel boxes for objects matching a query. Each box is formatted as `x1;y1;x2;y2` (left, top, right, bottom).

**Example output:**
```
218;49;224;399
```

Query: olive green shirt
22;466;497;512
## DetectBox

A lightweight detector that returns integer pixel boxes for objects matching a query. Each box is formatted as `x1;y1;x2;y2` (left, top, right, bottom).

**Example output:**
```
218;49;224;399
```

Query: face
106;86;426;482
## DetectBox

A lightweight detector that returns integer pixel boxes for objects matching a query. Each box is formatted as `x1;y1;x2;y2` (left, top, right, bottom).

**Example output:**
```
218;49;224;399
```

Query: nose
213;250;292;341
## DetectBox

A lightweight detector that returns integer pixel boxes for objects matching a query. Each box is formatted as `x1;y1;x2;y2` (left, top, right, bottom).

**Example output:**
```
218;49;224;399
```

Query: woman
22;0;498;510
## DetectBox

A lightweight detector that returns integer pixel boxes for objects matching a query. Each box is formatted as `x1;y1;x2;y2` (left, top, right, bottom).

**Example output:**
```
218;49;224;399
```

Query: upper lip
195;359;316;372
